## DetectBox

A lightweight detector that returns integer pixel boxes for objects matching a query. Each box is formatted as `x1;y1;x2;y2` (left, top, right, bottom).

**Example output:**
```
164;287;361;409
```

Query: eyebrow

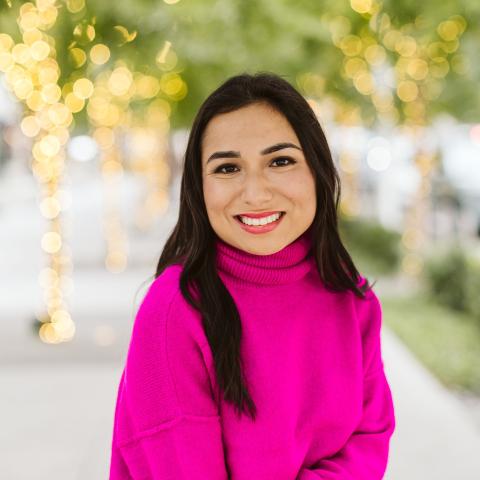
206;142;302;164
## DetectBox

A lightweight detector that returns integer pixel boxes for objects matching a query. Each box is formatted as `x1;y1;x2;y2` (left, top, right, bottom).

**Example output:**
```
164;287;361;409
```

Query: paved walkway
382;326;480;479
2;169;480;479
0;363;122;480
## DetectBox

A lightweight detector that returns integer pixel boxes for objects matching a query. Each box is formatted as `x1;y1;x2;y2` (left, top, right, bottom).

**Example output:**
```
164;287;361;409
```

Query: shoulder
348;274;383;339
132;264;185;325
126;264;180;351
131;263;209;354
351;274;381;307
347;276;384;375
143;264;183;307
350;275;388;377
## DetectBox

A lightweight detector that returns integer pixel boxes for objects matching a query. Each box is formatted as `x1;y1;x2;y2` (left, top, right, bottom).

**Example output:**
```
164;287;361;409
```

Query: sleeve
296;289;396;480
108;279;230;480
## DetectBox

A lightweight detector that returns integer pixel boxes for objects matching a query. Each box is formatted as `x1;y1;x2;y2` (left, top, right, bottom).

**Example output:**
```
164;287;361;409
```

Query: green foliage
338;216;402;276
382;292;480;394
424;245;480;321
465;256;480;320
2;0;480;127
424;245;469;311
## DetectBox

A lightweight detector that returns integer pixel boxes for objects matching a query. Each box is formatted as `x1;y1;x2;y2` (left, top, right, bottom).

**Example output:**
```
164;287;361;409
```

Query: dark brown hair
153;71;374;421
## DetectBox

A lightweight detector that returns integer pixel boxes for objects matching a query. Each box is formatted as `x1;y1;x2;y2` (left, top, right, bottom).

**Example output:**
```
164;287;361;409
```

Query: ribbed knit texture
215;229;313;285
109;231;396;480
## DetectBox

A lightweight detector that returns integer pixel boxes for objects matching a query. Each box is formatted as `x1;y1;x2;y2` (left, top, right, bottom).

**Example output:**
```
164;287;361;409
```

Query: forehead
201;103;299;155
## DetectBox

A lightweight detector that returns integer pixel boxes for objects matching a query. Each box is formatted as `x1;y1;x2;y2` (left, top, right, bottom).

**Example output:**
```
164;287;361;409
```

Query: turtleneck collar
214;227;314;286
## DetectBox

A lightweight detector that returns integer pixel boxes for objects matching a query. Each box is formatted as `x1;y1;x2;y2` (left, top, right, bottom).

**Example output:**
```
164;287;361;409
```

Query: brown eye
214;163;238;174
213;157;296;175
271;157;296;167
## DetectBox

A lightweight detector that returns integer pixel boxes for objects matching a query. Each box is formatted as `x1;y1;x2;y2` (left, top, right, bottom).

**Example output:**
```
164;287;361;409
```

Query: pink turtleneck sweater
109;231;396;479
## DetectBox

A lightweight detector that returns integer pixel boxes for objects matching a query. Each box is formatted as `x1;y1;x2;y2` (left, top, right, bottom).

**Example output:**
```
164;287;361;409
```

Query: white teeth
239;212;282;226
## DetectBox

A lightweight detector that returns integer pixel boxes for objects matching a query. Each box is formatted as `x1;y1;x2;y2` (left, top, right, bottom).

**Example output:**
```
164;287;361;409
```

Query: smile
234;212;285;234
238;212;283;225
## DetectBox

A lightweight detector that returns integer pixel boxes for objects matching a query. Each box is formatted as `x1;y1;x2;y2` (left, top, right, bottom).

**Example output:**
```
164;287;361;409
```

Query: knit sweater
109;229;396;479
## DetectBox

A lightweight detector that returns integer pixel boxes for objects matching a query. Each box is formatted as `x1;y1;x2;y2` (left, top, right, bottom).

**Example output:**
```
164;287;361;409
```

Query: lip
236;210;284;219
234;212;285;234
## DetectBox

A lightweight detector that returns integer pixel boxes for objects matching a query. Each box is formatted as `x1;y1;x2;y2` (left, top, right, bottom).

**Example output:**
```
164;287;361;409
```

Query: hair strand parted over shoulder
153;71;375;421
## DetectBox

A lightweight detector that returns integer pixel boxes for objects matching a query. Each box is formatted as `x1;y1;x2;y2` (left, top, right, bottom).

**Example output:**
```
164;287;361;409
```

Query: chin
244;240;286;256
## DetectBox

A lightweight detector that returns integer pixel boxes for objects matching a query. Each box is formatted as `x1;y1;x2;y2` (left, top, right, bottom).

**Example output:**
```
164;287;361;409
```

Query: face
201;101;317;255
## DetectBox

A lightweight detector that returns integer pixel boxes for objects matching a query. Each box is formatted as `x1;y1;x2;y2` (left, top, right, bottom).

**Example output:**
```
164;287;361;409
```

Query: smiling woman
201;101;317;255
108;72;395;480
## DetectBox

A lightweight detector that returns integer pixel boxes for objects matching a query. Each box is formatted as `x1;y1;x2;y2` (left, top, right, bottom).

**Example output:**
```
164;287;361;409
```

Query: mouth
234;211;286;226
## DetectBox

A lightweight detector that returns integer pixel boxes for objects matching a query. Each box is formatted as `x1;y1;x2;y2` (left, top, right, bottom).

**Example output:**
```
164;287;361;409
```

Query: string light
0;0;79;343
128;103;172;230
338;150;361;218
326;7;467;277
88;63;134;273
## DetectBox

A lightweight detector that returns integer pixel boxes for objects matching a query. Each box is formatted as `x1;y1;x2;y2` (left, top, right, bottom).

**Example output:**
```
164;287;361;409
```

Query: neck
214;228;314;286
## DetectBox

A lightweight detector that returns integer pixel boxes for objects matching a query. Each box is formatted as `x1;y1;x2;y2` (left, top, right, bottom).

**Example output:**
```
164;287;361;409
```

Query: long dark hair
153;71;374;421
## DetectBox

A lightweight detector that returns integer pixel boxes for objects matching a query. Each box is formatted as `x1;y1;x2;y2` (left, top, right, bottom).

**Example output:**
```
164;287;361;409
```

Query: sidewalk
382;326;480;479
0;363;122;480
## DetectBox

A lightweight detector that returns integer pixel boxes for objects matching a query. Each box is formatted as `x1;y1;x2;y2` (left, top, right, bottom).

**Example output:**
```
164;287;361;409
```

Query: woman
109;72;396;479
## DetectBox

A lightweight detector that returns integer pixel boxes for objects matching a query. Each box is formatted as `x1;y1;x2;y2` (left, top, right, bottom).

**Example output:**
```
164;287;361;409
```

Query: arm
297;290;396;480
109;370;133;479
108;276;229;480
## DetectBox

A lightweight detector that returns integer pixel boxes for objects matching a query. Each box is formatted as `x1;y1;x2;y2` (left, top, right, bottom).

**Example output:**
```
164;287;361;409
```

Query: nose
240;171;273;205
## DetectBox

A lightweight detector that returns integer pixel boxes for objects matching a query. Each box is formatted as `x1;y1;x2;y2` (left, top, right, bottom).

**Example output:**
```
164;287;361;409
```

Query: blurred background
1;0;480;478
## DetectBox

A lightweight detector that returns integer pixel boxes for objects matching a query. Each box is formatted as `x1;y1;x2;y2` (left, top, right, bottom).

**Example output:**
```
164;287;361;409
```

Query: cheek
281;171;316;204
203;178;233;213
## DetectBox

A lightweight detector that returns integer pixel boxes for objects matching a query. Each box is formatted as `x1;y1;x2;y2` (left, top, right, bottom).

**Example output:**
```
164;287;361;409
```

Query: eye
271;156;297;167
213;163;239;175
213;157;297;175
